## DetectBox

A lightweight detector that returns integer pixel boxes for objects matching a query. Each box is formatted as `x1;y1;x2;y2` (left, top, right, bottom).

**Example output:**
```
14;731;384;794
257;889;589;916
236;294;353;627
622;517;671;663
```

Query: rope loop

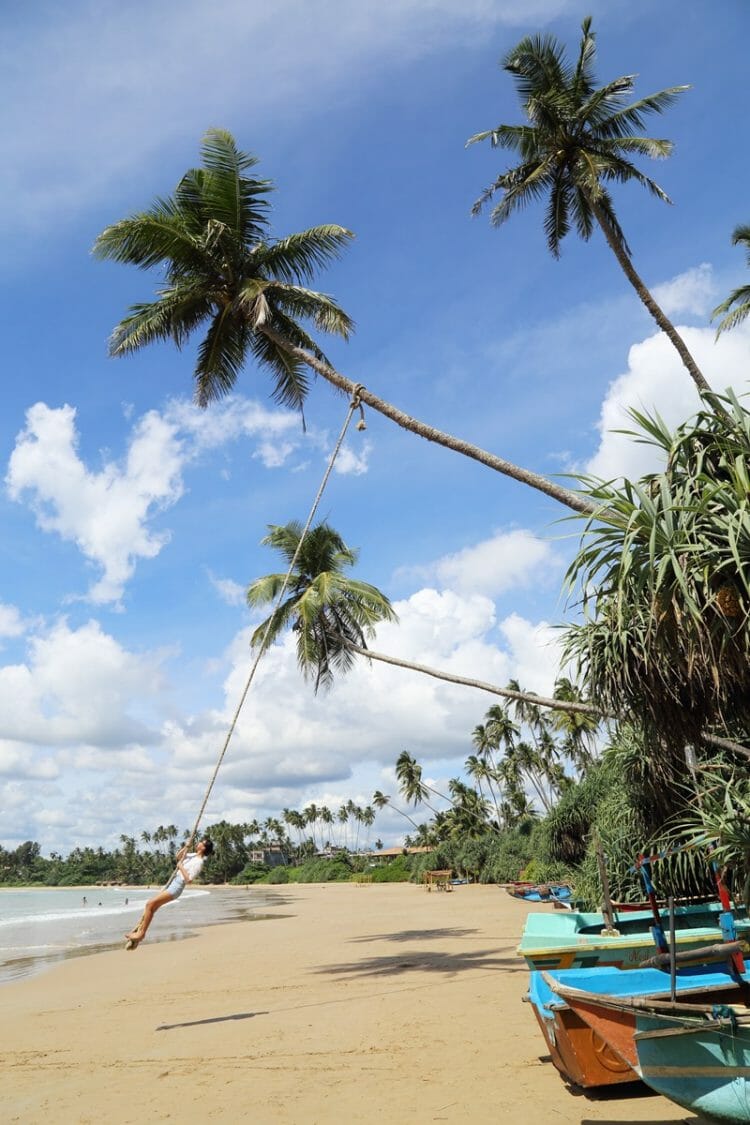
351;384;367;431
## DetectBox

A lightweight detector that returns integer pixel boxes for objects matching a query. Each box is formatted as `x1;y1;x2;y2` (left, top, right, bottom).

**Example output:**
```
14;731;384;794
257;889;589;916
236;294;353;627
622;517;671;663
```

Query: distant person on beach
125;838;213;945
82;896;87;906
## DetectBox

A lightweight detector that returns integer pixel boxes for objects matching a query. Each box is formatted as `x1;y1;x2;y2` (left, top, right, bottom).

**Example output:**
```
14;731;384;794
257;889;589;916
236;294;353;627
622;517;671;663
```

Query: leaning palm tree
247;520;397;692
94;127;593;515
248;520;600;721
713;224;750;336
395;751;444;814
372;790;421;832
468;17;710;397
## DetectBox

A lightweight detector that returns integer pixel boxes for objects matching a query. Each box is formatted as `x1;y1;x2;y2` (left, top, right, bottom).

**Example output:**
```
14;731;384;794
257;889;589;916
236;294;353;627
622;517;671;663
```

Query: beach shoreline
4;883;702;1124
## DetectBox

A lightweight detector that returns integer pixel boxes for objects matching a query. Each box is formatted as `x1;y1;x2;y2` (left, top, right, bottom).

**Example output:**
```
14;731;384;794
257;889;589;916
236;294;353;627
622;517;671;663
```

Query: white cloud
7;403;184;606
586;322;750;481
652;264;716;318
2;0;581;239
0;604;26;639
400;529;556;597
5;397;342;605
0;577;564;849
0;745;59;780
208;573;248;607
0;618;168;748
332;440;372;476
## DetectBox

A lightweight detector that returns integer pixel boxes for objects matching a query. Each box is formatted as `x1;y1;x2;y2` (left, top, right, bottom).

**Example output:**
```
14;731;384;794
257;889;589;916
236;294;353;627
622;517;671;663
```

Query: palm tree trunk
342;638;750;761
260;327;598;515
588;199;713;398
345;638;601;715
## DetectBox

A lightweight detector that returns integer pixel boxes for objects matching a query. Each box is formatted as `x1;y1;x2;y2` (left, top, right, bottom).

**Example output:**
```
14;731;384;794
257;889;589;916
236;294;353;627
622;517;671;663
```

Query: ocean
0;884;282;985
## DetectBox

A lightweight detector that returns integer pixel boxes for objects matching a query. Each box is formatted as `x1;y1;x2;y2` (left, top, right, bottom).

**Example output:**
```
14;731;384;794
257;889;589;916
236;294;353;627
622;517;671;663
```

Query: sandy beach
3;883;705;1124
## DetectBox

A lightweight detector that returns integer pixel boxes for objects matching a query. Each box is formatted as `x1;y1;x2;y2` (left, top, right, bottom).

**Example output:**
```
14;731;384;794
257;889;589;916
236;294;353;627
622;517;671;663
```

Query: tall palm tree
94;128;593;515
304;803;319;850
247;520;397;692
713;224;750;335
468;17;711;397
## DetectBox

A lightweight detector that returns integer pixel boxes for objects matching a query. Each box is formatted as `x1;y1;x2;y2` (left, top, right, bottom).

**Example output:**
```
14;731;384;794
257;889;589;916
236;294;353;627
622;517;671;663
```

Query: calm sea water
0;885;282;985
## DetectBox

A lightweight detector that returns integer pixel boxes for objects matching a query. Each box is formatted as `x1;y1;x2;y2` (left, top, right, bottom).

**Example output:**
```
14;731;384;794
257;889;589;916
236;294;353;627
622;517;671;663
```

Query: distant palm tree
713;224;750;335
395;751;449;814
247;521;397;692
468;17;710;397
372;790;421;832
94;127;593;514
304;803;319;850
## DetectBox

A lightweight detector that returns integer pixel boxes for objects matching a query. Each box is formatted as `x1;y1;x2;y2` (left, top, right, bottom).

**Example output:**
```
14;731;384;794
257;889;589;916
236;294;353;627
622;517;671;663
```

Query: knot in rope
351;383;367;431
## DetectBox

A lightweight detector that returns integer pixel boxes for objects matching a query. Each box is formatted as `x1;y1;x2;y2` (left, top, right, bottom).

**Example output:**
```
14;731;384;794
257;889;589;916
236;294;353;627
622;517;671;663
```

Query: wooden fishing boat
545;975;750;1120
519;901;749;972
634;1007;750;1122
543;963;750;1074
526;969;637;1087
507;882;572;904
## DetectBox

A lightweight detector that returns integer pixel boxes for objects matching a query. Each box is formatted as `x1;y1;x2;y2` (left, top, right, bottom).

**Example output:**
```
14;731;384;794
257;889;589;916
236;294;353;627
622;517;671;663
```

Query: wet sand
3;883;705;1123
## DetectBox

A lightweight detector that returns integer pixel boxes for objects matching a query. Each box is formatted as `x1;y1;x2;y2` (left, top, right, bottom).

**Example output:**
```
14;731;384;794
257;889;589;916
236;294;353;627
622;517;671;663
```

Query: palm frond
260;226;354;284
194;307;249;406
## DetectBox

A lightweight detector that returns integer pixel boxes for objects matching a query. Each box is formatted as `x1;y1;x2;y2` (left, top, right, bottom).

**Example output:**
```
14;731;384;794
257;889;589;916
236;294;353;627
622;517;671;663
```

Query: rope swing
185;384;367;847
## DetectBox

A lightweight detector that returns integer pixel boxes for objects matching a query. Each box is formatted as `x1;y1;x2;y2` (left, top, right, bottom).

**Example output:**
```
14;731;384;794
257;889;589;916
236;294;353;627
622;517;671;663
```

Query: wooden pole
594;830;619;936
668;896;677;1003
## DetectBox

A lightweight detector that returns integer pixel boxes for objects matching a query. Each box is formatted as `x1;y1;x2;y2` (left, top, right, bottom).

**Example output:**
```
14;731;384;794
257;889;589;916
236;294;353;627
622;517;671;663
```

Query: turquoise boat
519;901;749;972
547;972;750;1122
634;1007;750;1122
531;964;750;1090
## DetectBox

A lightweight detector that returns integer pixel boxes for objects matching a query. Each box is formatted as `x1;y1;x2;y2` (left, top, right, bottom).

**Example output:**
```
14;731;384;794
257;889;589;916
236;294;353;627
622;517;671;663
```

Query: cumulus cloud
5;396;355;605
586;322;750;481
652;264;716;318
0;617;168;748
399;529;556;597
0;603;26;639
7;403;184;605
0;576;565;850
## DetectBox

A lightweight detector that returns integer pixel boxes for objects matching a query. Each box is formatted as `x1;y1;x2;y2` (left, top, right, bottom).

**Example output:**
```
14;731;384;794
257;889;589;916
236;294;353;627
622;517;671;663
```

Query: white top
180;853;205;882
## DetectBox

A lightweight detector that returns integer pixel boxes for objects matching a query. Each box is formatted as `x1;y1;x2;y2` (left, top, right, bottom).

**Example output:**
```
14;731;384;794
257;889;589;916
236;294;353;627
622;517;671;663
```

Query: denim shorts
165;873;186;899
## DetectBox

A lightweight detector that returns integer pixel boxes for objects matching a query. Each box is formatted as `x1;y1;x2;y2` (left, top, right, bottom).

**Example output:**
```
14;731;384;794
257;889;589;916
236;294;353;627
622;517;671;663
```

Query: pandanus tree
713;225;750;336
94;128;593;515
563;391;750;759
468;17;711;397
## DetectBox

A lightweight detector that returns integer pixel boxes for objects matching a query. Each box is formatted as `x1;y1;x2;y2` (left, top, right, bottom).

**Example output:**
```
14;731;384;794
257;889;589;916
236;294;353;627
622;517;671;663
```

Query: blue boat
531;963;750;1090
543;960;750;1116
507;882;573;904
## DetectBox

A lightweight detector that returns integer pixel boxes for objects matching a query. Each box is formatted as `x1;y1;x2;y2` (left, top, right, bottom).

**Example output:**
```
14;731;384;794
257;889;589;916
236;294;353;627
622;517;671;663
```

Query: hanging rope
184;385;367;848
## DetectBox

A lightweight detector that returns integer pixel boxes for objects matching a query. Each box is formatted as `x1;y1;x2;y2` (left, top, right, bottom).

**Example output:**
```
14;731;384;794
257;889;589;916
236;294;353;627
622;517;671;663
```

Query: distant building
249;845;288;868
366;846;433;866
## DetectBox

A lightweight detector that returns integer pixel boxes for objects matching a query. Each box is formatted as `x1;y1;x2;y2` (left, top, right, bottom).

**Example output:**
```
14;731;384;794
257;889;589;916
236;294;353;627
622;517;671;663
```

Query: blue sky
2;0;749;853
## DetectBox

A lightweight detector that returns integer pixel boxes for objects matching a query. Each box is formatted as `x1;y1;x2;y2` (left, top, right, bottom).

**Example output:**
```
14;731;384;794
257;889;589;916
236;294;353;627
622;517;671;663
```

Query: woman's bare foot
125;930;142;941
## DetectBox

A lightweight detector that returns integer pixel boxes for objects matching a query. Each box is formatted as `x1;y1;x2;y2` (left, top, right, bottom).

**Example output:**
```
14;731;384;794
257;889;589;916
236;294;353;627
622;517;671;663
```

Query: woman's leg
125;891;174;941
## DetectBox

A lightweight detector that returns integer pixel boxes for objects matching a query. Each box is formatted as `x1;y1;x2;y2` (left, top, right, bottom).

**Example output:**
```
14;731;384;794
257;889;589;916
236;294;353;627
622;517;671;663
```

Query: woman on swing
125;837;214;945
